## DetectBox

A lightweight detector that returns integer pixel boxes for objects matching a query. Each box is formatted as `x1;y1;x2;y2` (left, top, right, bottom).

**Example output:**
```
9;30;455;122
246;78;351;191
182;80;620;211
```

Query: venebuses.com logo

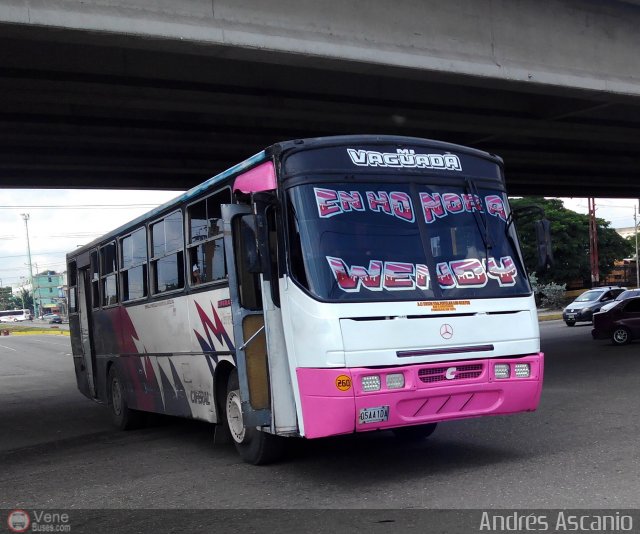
7;510;30;533
7;509;71;532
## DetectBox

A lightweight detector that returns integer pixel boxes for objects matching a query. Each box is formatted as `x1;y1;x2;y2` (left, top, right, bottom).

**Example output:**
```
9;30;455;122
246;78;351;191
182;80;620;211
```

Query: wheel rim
614;329;628;344
226;390;245;443
111;377;123;416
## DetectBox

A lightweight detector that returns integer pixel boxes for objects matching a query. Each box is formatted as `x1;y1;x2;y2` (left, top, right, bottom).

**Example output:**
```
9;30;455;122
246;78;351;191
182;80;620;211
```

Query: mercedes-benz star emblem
440;323;453;339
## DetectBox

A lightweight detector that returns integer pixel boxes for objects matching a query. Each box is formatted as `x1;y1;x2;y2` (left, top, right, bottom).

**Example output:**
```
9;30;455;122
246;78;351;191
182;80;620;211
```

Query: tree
510;197;633;286
8;289;33;312
626;232;639;259
0;287;12;310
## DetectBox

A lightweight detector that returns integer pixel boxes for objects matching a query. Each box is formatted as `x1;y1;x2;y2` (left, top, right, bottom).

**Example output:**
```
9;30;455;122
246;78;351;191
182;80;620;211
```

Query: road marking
0;344;17;351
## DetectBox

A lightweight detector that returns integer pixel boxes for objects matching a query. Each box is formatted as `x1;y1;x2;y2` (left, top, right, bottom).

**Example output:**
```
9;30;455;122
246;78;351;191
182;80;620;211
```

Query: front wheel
392;423;438;442
107;365;145;430
226;370;284;465
565;320;576;327
612;326;631;346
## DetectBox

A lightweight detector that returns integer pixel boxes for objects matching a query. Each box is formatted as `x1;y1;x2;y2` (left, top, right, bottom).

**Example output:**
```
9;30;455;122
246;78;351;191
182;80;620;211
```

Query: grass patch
0;324;69;335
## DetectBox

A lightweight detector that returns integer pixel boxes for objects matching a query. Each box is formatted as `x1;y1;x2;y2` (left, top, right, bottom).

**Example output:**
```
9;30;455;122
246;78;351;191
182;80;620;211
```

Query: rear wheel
392;423;438;442
612;326;631;346
108;366;144;430
226;370;284;465
565;320;576;327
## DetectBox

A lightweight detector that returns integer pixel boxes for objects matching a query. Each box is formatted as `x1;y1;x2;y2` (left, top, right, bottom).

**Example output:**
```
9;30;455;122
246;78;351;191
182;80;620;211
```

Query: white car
599;288;640;313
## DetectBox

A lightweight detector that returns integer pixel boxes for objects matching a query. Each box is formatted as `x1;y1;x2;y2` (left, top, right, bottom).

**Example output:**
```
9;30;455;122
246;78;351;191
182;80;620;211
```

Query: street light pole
20;213;37;318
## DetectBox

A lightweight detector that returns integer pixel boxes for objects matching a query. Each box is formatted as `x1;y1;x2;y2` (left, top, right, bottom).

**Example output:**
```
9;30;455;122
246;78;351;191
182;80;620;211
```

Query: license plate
359;405;389;424
566;313;576;318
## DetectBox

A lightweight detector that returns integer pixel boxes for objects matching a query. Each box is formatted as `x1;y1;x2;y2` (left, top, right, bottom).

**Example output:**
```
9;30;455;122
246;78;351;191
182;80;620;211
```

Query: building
615;226;638;240
603;259;638;288
14;271;66;316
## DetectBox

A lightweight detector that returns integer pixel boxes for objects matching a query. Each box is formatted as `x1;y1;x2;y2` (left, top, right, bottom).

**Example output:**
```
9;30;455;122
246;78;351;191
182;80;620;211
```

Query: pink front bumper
296;354;544;439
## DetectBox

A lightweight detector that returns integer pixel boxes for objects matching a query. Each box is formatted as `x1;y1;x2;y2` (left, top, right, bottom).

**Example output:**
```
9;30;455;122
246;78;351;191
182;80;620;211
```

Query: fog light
494;364;510;379
386;373;405;389
361;375;381;391
514;363;531;378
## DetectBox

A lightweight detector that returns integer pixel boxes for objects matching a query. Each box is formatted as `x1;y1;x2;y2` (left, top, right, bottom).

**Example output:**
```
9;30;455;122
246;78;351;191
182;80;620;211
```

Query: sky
0;189;182;289
0;189;638;290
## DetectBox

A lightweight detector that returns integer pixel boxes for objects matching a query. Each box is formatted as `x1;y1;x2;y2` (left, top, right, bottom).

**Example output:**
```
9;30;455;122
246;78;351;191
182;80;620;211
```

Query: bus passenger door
77;268;97;397
222;204;271;427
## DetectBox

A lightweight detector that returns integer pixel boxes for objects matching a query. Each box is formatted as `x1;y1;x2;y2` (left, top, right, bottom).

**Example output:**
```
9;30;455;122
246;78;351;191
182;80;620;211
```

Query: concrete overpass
1;0;639;196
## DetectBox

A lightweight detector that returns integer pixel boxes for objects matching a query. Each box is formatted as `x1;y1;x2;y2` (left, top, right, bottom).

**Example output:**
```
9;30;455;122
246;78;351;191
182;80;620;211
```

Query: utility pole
21;213;37;318
588;198;599;287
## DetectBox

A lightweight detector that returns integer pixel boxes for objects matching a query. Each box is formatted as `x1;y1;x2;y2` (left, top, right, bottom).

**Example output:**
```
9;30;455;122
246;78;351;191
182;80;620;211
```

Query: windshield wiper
464;177;492;262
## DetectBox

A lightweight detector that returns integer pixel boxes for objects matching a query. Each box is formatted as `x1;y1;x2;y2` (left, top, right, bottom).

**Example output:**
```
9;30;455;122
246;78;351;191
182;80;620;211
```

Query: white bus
0;309;31;322
67;136;545;464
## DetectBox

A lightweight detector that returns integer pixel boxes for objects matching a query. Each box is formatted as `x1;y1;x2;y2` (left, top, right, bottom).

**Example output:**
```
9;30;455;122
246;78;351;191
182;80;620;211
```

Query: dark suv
562;286;626;326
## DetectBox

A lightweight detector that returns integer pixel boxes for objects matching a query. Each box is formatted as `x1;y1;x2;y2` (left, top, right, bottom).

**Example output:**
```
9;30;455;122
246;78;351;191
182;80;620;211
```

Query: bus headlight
385;373;405;389
494;364;510;379
361;375;381;392
514;363;531;378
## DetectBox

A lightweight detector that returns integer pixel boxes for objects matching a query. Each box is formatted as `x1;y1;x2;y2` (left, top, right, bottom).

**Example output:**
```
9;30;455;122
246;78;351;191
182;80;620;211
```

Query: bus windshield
286;181;530;302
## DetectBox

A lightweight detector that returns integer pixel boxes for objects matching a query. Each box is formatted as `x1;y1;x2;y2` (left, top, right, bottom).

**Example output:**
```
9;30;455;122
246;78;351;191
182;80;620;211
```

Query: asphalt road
0;323;638;522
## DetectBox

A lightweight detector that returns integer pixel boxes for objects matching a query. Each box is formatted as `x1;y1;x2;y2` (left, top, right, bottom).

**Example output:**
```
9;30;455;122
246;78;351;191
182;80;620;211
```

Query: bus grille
418;364;484;383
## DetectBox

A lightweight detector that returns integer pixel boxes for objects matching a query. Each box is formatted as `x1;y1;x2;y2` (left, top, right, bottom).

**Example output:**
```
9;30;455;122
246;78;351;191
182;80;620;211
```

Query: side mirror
535;219;553;271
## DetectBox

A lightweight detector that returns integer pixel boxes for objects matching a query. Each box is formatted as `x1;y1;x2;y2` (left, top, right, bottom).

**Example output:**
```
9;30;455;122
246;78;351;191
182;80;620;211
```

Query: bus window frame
149;209;186;297
119;226;149;304
185;186;232;291
100;240;119;308
68;260;78;315
90;249;100;310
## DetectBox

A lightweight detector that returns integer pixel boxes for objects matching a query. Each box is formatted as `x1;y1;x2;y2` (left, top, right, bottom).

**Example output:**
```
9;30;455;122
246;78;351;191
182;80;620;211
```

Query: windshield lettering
486;256;518;286
420;192;483;223
316;187;505;227
327;256;430;292
485;195;507;221
327;255;518;293
450;259;488;287
316;187;415;222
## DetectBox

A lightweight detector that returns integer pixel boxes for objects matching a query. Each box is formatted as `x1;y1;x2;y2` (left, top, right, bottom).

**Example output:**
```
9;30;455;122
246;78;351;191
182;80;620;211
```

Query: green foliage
510;197;633;286
538;281;567;309
0;287;12;310
8;289;33;312
626;233;639;257
527;272;567;309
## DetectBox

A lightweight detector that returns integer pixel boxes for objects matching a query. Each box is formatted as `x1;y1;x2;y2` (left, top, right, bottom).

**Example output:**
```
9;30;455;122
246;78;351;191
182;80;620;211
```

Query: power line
0;251;68;259
0;204;162;210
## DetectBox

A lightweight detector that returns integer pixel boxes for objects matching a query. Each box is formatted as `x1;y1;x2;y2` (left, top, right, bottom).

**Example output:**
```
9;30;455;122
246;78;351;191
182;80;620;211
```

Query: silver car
562;286;626;326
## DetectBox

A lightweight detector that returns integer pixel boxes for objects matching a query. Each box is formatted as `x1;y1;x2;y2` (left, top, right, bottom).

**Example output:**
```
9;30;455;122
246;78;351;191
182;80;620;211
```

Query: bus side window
100;241;118;307
188;238;226;285
186;188;230;287
90;250;100;309
120;227;148;301
68;261;78;313
150;210;185;294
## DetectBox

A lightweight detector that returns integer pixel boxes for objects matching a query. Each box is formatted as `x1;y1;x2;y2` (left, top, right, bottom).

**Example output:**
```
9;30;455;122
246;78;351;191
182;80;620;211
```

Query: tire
612;326;631;346
392;423;438;442
107;365;145;430
226;369;284;465
565;320;576;327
